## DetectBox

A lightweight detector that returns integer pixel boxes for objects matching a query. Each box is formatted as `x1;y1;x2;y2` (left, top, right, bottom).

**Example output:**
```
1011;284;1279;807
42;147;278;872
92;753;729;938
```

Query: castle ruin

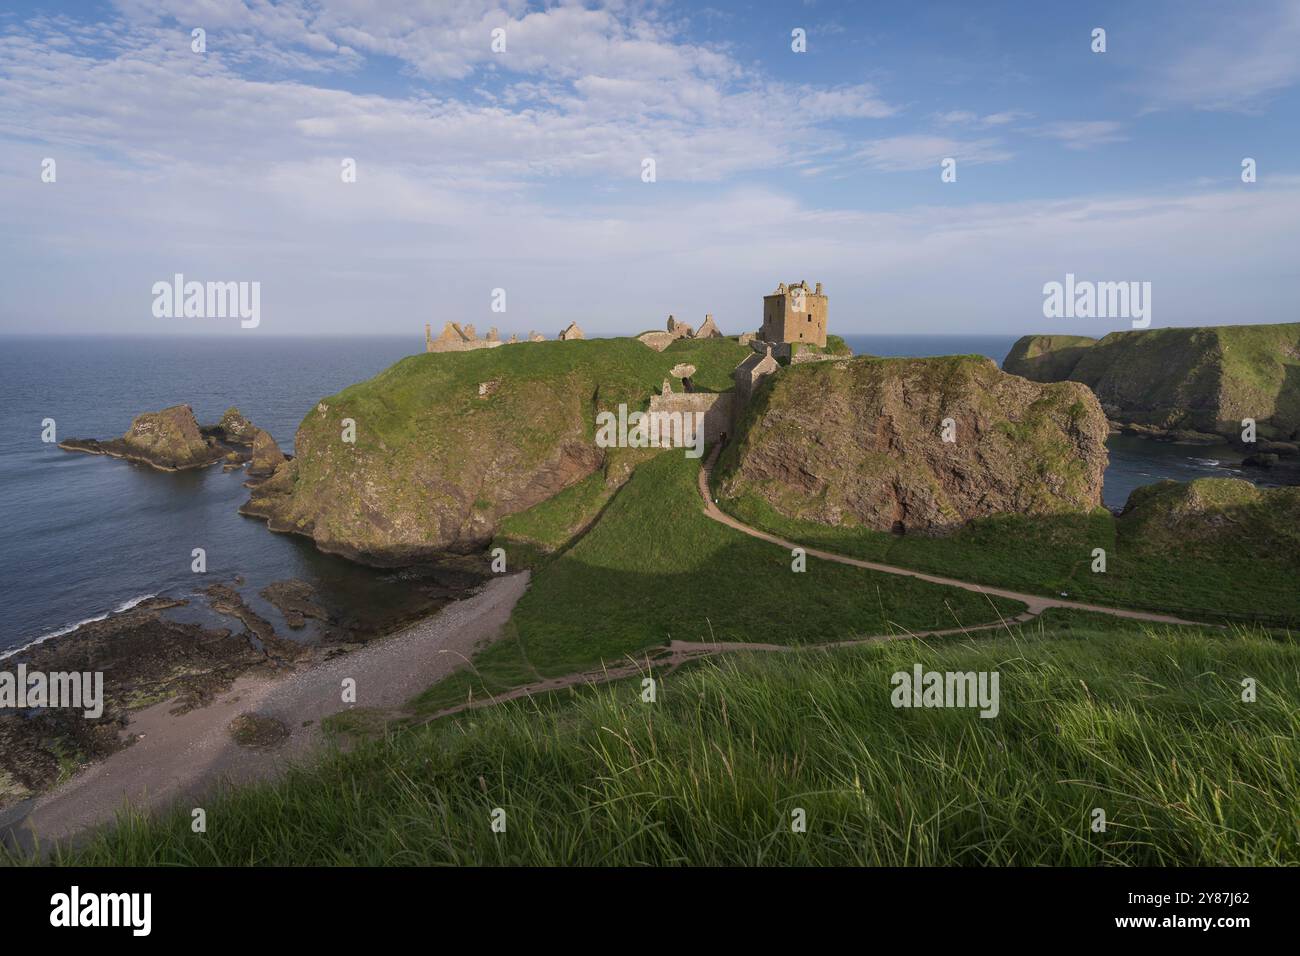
761;280;827;348
638;313;724;352
425;322;505;353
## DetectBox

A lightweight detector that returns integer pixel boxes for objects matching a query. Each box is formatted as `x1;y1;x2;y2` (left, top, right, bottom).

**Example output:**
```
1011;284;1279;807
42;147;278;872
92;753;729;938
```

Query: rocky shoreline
1108;421;1300;486
0;560;485;809
2;396;496;810
59;404;289;474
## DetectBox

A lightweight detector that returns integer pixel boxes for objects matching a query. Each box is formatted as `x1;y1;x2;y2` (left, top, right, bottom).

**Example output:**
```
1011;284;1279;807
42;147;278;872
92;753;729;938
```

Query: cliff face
215;407;259;445
242;337;750;563
716;355;1108;534
60;404;226;470
1004;323;1300;441
246;428;287;478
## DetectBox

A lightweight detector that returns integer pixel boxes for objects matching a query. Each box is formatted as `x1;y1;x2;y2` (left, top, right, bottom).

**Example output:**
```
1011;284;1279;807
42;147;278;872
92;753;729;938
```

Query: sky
1;0;1298;339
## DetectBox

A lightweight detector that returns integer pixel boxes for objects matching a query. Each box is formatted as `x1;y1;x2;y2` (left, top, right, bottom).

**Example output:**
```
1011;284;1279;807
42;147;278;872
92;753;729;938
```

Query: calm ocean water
0;334;1246;653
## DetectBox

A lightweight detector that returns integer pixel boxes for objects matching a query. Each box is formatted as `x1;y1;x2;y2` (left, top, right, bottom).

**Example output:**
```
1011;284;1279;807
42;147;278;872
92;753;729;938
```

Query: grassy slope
52;617;1298;866
1009;322;1300;439
33;334;1300;866
413;449;1025;714
1003;334;1098;380
267;336;751;555
718;486;1300;626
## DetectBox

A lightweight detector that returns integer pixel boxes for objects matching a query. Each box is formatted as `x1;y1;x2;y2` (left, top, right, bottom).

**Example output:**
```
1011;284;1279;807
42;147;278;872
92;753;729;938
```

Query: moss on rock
717;354;1109;534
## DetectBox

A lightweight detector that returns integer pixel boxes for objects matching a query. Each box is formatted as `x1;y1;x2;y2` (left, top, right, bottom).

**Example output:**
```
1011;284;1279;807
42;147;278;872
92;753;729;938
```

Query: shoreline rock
259;580;330;630
60;404;231;471
0;598;275;805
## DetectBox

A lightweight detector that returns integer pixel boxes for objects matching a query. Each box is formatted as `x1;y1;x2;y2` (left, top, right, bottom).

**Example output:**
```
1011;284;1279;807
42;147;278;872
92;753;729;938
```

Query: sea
0;333;1252;655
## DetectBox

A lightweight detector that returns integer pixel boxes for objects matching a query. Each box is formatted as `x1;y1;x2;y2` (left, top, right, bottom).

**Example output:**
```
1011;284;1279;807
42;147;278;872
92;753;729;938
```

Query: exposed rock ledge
717;354;1109;534
60;404;287;475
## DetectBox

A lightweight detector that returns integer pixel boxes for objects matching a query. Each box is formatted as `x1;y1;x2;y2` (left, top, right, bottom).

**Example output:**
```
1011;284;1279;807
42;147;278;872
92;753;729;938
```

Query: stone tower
761;280;827;348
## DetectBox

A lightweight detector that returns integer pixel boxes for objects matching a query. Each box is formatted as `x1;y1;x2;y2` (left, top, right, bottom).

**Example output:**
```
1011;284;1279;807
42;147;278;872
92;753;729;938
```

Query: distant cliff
1004;323;1300;442
715;355;1109;534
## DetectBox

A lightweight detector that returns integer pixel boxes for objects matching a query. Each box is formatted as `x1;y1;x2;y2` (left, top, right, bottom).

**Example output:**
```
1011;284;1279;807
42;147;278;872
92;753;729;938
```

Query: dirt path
419;451;1216;723
420;610;1043;723
0;572;530;854
696;447;1207;626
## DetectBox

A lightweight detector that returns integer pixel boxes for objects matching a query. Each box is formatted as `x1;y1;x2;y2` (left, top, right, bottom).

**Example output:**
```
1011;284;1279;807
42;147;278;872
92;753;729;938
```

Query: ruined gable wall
646;392;735;446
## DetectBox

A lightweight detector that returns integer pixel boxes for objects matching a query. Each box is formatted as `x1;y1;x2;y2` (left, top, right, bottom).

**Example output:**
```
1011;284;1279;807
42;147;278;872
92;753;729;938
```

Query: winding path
421;448;1215;723
695;446;1205;626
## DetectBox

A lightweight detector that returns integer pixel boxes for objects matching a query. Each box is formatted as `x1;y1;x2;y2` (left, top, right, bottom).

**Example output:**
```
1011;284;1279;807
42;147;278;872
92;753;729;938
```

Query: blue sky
1;0;1297;338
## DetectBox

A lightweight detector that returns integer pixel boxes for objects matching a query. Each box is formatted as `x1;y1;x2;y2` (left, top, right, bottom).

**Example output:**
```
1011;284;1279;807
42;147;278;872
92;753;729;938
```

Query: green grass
42;620;1299;866
262;335;754;559
717;485;1300;627
414;449;1025;714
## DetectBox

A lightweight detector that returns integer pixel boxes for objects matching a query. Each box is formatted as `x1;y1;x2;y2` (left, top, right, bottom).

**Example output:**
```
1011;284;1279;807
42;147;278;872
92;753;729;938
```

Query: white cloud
1033;121;1127;150
936;109;1030;127
856;134;1012;172
1144;0;1300;110
2;3;1297;337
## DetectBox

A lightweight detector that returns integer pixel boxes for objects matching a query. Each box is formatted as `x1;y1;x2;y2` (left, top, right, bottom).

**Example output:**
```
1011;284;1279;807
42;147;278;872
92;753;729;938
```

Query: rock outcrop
246;428;287;478
717;355;1108;534
59;404;227;471
1003;322;1300;443
1118;478;1300;558
214;407;259;445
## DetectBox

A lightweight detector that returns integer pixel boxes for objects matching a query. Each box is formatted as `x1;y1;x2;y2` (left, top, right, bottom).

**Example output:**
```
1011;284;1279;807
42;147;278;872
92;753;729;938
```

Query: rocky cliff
246;427;287;478
242;337;750;564
716;355;1108;534
215;406;260;445
60;404;227;470
1003;323;1300;442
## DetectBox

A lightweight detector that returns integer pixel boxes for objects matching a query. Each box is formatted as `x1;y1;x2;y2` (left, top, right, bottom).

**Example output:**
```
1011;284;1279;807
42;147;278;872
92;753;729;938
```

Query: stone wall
646;391;735;446
425;322;505;353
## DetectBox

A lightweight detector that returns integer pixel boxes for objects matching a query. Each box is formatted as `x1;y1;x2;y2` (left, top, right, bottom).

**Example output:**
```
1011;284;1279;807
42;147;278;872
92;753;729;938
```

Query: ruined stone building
732;345;780;405
637;313;723;352
761;280;827;348
695;314;722;339
425;322;504;353
558;322;585;341
647;378;734;447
